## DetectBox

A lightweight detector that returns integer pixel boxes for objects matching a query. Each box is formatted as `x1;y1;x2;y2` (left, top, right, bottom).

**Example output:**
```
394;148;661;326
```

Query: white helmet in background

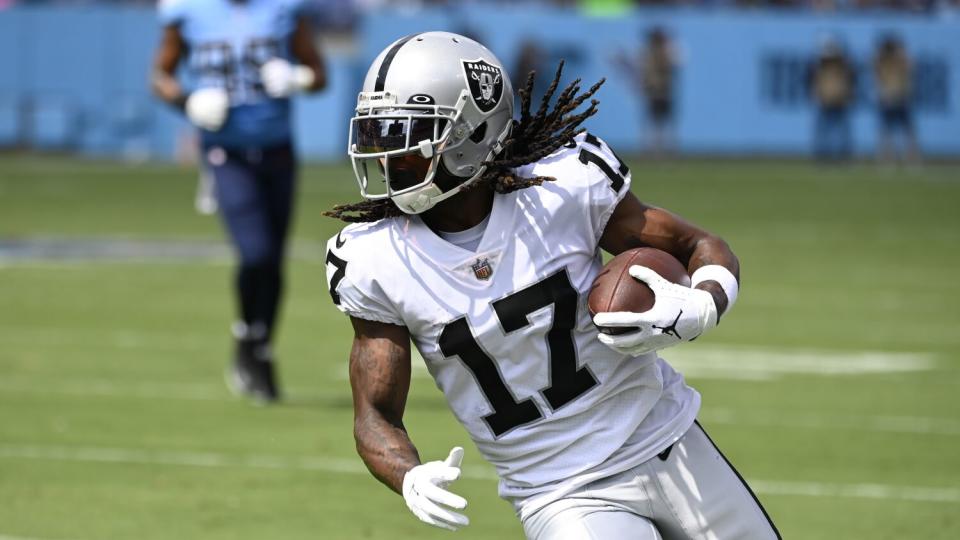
347;32;515;214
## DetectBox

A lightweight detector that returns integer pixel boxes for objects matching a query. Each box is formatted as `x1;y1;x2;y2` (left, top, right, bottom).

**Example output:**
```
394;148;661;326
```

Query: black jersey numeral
578;133;629;193
438;269;597;437
493;270;598;410
193;38;280;97
439;318;542;436
325;249;347;305
194;41;237;92
242;38;281;94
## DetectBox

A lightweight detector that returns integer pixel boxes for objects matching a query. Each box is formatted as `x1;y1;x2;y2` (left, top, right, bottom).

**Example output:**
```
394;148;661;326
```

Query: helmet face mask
347;32;515;215
348;90;461;201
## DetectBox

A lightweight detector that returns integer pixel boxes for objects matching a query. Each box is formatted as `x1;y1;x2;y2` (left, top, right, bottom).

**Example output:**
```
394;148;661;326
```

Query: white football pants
521;422;780;540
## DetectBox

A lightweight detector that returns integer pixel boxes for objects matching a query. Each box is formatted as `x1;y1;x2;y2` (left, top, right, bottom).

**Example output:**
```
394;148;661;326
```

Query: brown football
588;247;691;335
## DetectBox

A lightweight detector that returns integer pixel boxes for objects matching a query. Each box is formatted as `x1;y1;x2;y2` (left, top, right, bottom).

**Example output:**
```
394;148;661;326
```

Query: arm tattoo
350;332;421;494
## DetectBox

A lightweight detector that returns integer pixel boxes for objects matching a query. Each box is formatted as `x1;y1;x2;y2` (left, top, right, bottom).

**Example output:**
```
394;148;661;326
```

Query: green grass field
1;155;958;539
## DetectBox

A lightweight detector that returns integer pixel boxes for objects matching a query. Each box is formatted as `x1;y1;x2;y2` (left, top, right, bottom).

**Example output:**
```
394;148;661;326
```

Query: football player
324;32;779;539
151;0;326;403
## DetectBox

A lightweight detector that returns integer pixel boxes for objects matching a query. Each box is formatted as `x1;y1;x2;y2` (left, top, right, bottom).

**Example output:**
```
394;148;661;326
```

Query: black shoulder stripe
375;34;418;92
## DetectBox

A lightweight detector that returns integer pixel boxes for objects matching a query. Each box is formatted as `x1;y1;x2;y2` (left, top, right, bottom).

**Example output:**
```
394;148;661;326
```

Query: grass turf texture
1;156;958;539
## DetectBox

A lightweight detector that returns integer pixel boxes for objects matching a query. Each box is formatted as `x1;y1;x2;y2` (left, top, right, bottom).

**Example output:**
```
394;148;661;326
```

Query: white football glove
402;447;469;531
593;265;718;357
185;87;229;131
260;58;315;98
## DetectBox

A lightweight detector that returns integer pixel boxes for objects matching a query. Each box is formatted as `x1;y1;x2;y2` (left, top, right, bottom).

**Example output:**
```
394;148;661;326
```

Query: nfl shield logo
462;59;504;113
471;257;494;281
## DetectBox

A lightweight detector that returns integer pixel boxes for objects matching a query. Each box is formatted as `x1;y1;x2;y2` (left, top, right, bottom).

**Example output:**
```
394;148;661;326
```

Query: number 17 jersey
325;134;699;515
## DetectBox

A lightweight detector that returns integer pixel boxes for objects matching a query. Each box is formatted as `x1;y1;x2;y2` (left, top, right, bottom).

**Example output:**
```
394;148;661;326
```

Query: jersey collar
403;190;515;273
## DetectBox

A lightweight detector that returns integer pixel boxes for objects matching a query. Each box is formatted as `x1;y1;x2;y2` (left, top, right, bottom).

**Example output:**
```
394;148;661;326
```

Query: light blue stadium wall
359;6;960;156
0;6;957;160
0;6;352;160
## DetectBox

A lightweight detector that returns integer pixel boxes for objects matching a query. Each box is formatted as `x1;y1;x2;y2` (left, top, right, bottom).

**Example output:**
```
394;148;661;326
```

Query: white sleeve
158;0;188;26
576;133;632;242
325;233;406;326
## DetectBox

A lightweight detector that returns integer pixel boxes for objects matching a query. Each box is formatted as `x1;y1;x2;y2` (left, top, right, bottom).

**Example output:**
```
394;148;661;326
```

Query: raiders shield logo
471;257;494;281
462;59;504;113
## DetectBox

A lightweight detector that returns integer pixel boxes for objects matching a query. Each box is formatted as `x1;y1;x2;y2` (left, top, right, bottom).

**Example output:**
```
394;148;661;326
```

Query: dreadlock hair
324;60;604;223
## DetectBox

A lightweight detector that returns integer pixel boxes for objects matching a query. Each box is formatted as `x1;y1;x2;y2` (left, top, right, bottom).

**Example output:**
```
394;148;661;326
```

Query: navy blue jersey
159;0;307;148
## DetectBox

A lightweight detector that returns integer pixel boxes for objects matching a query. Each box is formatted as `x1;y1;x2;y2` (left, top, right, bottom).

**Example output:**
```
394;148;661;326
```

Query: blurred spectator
615;27;677;156
307;0;359;33
810;37;855;161
514;40;545;85
873;34;920;164
513;39;547;108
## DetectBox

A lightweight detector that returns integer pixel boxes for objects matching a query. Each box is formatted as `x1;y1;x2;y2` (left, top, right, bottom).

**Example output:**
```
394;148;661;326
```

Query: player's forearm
290;17;326;93
687;235;739;316
347;319;418;492
151;70;187;110
354;408;421;494
151;25;187;108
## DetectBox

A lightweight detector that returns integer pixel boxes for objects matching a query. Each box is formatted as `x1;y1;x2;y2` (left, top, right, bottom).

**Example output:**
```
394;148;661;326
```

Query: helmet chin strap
391;171;483;214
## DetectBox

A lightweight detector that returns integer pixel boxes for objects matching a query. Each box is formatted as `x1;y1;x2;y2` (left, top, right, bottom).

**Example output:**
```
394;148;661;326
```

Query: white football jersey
325;133;699;514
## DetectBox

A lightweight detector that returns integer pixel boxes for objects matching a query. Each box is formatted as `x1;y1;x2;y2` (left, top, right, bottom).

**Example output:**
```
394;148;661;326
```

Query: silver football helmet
348;32;515;214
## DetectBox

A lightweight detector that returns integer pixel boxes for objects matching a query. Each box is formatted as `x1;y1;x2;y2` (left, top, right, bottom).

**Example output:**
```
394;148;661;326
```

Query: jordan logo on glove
652;310;684;340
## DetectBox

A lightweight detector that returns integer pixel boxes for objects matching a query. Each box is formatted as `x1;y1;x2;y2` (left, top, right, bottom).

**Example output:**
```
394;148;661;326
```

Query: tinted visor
385;153;433;191
353;115;447;154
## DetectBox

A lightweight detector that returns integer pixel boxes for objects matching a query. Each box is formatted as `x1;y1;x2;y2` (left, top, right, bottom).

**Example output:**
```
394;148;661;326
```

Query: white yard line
400;345;940;383
1;376;958;437
661;345;938;380
0;536;74;540
0;331;216;353
0;237;327;266
0;380;228;402
405;345;939;382
750;480;960;504
0;444;368;476
700;408;960;437
0;259;233;269
0;326;942;380
1;443;957;505
0;536;80;540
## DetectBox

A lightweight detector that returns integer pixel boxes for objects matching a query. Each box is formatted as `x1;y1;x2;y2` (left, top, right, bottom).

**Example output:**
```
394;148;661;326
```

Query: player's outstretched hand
260;58;315;98
185;87;229;131
402;447;469;531
593;265;718;357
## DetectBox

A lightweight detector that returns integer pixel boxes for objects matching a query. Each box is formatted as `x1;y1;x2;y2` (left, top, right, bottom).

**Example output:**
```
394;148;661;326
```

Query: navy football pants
205;143;296;341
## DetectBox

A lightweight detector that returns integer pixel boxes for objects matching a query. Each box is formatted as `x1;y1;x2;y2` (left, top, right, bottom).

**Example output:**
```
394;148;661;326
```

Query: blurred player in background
324;32;778;539
615;27;677;156
810;37;855;162
151;0;327;403
873;34;920;166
